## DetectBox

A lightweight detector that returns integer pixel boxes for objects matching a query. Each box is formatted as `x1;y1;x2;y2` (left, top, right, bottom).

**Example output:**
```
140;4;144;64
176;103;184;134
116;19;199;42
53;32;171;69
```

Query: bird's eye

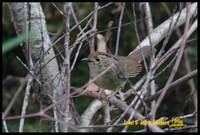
96;57;100;62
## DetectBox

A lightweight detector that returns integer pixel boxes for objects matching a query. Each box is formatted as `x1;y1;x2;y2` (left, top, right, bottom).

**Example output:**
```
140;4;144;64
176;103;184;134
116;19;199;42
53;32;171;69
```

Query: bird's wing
116;57;142;78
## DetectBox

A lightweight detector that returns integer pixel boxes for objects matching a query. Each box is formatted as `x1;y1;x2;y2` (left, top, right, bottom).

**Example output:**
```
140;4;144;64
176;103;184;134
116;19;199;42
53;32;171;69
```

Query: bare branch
80;100;104;132
129;2;197;53
115;3;125;56
151;3;192;119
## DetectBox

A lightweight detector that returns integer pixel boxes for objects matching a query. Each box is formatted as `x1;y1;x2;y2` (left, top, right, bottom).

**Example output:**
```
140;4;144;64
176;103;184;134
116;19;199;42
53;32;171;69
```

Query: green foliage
3;30;36;54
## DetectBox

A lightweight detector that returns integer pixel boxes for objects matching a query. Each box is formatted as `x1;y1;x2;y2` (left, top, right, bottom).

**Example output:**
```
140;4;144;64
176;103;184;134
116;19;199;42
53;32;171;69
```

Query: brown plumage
84;46;153;90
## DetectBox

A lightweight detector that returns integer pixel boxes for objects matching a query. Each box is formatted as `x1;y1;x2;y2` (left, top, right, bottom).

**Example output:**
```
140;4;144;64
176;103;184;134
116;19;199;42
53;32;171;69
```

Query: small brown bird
82;46;153;90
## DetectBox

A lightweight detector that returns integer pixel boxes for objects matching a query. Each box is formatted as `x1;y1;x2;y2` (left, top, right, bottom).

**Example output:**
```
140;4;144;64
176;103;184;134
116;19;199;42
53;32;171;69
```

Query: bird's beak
81;58;92;63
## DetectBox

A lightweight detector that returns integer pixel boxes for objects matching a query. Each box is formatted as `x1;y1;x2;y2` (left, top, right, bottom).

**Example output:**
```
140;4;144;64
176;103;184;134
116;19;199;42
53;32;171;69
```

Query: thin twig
16;56;41;86
89;2;98;53
153;19;197;73
3;76;28;118
184;50;197;127
133;3;148;73
60;2;72;132
2;113;9;132
115;3;125;56
19;3;34;132
70;15;93;71
105;21;114;43
142;2;153;33
19;75;33;132
104;102;111;132
151;3;191;119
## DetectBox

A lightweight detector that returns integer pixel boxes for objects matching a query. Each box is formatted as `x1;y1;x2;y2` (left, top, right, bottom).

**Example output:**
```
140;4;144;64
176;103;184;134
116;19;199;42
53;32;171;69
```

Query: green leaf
2;29;36;54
